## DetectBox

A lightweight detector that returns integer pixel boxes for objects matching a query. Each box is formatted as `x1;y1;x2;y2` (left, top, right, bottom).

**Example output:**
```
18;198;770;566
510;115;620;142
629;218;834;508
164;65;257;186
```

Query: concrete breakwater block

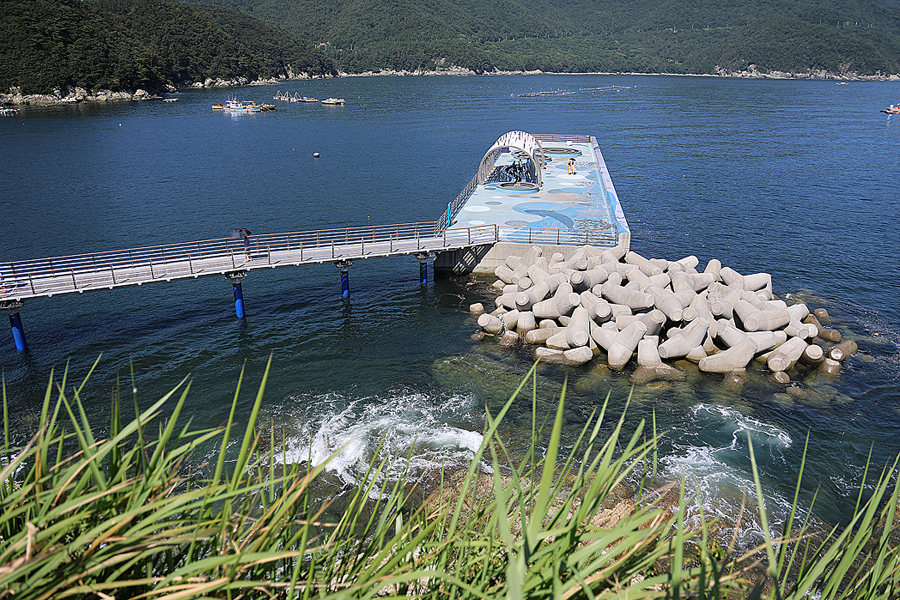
472;244;858;382
804;313;842;342
766;336;808;372
799;344;825;367
699;339;758;373
659;318;709;360
477;313;503;335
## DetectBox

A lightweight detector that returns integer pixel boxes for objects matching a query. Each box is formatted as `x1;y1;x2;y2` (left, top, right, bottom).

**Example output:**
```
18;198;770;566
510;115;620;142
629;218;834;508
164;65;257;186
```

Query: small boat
212;103;225;110
0;108;19;116
881;104;900;115
222;100;261;113
321;98;345;105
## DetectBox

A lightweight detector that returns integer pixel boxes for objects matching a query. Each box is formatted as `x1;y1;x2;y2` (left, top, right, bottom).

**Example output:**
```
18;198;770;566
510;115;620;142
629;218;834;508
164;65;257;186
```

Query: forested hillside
3;0;896;96
198;0;900;75
0;0;336;96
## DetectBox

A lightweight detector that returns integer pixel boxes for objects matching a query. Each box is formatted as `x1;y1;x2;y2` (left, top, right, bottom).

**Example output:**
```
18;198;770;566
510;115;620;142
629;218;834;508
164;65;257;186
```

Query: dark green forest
0;0;336;95
200;0;900;75
2;0;898;96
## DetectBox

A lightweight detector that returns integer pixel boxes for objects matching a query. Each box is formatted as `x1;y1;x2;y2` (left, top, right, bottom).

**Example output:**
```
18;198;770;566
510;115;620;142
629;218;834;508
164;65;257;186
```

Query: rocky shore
713;64;900;81
4;65;895;106
0;70;334;106
0;85;161;106
343;65;899;81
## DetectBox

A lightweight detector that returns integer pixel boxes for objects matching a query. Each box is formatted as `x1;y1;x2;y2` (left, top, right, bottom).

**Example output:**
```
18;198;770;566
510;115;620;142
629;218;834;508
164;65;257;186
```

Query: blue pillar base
416;253;431;286
336;260;353;300
233;283;246;319
9;310;27;352
225;271;248;319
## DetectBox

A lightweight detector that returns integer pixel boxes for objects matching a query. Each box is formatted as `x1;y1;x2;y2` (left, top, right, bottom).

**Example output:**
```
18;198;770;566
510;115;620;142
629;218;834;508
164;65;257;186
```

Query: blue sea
1;75;899;547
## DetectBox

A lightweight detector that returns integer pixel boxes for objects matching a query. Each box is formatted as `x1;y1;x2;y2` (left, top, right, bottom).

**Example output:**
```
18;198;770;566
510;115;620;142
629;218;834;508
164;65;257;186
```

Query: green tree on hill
195;0;900;75
0;0;335;96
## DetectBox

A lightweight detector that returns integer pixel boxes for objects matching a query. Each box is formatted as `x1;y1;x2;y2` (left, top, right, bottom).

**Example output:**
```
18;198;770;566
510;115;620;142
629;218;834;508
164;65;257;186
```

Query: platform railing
497;226;618;247
437;172;479;231
532;133;592;144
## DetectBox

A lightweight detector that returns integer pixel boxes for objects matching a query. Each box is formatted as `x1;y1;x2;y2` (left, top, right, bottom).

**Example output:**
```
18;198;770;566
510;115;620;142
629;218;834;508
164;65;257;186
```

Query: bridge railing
0;222;618;300
437;173;479;231
0;222;500;298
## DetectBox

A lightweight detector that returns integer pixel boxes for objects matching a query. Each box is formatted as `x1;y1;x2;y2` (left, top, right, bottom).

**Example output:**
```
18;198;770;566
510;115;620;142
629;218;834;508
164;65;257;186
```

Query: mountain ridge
197;0;900;76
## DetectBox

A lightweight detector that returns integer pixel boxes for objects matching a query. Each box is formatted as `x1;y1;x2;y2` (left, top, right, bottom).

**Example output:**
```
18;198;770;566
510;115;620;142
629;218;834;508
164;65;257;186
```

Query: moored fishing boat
321;98;345;105
222;100;261;113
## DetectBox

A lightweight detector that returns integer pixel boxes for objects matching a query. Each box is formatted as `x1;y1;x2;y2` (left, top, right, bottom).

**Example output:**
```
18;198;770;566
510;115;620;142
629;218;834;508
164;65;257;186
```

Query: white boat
321;98;345;105
215;99;261;113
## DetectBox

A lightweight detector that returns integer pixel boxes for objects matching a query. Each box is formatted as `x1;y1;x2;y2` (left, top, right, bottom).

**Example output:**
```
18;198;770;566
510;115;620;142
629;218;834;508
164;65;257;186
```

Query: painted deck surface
452;136;629;248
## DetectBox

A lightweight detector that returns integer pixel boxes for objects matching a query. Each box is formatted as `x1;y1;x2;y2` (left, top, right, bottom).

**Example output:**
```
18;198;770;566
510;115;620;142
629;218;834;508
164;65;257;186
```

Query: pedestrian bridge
0;221;617;351
0;222;499;302
1;130;628;352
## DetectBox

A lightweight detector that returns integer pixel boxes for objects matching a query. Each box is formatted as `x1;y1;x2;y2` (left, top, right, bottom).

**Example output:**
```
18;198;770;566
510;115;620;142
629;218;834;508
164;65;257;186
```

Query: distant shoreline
3;68;897;106
344;66;900;81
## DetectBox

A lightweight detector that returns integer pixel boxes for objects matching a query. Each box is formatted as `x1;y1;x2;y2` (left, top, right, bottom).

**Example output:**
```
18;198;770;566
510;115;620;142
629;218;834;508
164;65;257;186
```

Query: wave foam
658;405;801;549
272;390;487;494
692;403;793;451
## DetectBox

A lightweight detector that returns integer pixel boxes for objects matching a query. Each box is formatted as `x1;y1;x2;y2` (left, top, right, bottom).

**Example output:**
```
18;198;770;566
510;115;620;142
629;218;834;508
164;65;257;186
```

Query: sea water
1;75;898;547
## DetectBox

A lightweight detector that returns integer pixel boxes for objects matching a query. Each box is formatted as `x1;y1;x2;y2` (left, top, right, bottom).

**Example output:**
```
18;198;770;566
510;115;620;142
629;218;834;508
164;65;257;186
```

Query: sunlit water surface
1;75;899;547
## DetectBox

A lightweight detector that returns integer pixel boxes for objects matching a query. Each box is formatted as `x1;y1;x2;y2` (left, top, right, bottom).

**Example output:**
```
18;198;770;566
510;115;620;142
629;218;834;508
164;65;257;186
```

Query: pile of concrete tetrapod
469;245;857;384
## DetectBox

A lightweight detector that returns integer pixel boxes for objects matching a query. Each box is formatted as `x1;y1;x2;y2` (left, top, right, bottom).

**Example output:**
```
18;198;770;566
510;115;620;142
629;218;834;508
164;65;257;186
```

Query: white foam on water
828;474;856;498
273;390;488;494
660;443;800;551
692;403;793;452
659;405;802;550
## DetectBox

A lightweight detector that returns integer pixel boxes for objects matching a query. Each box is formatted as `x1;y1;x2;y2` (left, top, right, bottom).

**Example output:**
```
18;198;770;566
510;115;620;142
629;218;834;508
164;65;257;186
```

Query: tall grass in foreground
0;357;898;599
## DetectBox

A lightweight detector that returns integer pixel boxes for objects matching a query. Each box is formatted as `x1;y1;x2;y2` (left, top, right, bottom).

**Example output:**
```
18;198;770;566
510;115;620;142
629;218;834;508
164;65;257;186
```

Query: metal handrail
4;221;443;274
0;223;492;299
532;134;591;143
0;222;618;301
437;172;479;231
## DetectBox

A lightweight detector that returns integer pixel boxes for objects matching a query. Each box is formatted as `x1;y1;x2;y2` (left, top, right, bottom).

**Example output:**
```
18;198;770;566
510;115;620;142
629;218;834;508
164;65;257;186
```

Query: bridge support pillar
416;252;434;285
225;271;248;319
336;260;353;300
2;301;27;352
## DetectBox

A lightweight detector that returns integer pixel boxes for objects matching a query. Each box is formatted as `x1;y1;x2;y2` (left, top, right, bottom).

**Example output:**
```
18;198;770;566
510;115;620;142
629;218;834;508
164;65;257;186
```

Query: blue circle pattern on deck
457;135;621;246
